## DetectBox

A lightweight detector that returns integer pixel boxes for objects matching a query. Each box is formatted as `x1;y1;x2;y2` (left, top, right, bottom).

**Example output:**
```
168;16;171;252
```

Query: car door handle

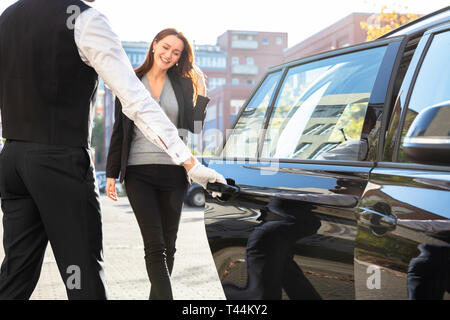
357;206;397;235
206;179;240;201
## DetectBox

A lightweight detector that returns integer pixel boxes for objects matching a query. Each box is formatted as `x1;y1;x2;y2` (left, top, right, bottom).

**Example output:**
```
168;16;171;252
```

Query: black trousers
0;140;107;300
124;164;188;300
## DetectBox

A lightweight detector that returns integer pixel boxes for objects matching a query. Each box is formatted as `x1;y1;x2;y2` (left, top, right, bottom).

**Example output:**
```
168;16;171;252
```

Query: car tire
213;246;247;285
188;188;205;207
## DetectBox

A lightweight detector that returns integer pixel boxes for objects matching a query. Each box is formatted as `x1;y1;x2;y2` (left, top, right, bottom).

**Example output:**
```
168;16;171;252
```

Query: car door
205;37;405;300
355;24;450;300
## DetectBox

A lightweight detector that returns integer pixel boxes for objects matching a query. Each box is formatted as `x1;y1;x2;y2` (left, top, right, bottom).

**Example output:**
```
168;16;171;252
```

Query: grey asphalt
0;195;226;300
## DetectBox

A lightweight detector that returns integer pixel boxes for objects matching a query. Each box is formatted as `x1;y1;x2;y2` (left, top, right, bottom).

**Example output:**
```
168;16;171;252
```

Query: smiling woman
105;28;211;300
135;28;204;100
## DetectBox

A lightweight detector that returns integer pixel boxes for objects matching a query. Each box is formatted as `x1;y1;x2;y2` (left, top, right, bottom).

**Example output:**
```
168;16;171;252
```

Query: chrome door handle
357;206;397;236
358;207;397;227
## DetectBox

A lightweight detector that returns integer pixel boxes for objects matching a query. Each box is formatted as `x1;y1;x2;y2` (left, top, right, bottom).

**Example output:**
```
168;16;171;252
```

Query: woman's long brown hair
135;28;199;99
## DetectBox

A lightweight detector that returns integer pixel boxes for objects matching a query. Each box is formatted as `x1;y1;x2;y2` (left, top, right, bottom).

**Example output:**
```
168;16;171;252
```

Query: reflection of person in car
408;242;450;299
402;220;450;300
223;198;322;300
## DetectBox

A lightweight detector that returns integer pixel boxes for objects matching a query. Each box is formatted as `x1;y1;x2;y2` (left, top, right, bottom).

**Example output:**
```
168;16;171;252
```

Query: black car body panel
204;7;450;300
355;165;450;299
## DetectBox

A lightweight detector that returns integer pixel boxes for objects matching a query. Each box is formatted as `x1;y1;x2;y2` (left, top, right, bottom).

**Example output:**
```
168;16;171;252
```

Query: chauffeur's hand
187;160;227;197
106;177;118;201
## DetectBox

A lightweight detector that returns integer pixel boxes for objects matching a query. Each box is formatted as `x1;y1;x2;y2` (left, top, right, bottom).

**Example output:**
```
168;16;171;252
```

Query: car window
397;30;450;162
221;71;281;157
261;46;387;161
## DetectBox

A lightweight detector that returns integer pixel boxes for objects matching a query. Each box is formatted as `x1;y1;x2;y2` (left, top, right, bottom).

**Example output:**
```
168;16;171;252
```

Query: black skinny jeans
124;164;188;300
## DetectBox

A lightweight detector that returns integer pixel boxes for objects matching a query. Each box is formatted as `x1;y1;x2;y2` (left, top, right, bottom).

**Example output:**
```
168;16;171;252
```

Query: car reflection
221;197;322;300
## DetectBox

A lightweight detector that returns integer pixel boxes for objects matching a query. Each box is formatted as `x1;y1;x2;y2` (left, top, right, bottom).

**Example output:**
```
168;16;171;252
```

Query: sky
1;0;449;48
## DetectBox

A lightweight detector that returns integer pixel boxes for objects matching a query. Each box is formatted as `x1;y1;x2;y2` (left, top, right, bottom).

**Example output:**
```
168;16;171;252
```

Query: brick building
283;13;372;62
196;30;288;153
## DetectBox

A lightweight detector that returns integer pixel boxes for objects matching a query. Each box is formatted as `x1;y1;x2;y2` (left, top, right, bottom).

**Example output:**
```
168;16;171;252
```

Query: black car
204;7;450;300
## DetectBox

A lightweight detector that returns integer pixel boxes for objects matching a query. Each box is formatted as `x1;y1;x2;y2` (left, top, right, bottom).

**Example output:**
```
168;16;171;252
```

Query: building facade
122;41;150;68
283;13;372;62
198;30;288;153
194;44;228;91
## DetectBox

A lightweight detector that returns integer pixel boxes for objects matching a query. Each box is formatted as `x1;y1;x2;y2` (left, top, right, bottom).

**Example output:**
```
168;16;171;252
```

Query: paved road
0;195;226;300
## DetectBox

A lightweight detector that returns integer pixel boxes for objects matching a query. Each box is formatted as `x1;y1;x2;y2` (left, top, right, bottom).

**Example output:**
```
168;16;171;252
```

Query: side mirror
403;101;450;166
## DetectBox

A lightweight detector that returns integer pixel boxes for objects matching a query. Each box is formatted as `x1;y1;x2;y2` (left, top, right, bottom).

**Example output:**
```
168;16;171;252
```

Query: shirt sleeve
74;8;192;164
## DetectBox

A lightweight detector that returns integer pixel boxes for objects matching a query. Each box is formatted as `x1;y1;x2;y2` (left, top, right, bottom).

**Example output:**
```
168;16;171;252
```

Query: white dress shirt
74;7;191;165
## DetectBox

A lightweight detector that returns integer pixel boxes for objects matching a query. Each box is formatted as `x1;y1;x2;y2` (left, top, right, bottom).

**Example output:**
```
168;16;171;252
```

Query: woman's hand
106;177;118;201
193;65;206;97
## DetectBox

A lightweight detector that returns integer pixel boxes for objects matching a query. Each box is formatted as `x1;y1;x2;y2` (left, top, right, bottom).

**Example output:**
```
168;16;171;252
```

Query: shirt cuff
168;140;192;165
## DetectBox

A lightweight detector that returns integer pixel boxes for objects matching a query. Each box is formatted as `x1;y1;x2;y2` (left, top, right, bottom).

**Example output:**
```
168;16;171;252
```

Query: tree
360;5;420;41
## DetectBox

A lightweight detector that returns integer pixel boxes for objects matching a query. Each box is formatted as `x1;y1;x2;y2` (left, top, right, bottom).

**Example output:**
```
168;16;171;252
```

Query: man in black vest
0;0;225;299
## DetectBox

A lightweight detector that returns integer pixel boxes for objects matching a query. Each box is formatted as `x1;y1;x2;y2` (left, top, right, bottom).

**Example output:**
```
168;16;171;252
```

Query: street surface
0;195;226;300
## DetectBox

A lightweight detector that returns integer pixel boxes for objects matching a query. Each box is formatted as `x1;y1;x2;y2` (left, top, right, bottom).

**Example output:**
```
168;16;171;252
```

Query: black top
0;0;97;147
106;70;210;182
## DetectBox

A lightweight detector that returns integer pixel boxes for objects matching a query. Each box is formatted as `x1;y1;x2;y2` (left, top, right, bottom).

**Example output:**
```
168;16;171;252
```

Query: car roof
380;6;450;38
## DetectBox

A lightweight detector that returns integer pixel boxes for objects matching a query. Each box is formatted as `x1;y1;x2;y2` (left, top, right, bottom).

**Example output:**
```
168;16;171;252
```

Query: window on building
208;78;226;90
262;37;269;45
232;78;239;85
232;57;239;65
276;37;283;46
247;57;254;65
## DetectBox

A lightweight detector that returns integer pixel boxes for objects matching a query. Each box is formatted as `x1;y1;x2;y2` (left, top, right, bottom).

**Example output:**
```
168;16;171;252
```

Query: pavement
0;195;226;300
